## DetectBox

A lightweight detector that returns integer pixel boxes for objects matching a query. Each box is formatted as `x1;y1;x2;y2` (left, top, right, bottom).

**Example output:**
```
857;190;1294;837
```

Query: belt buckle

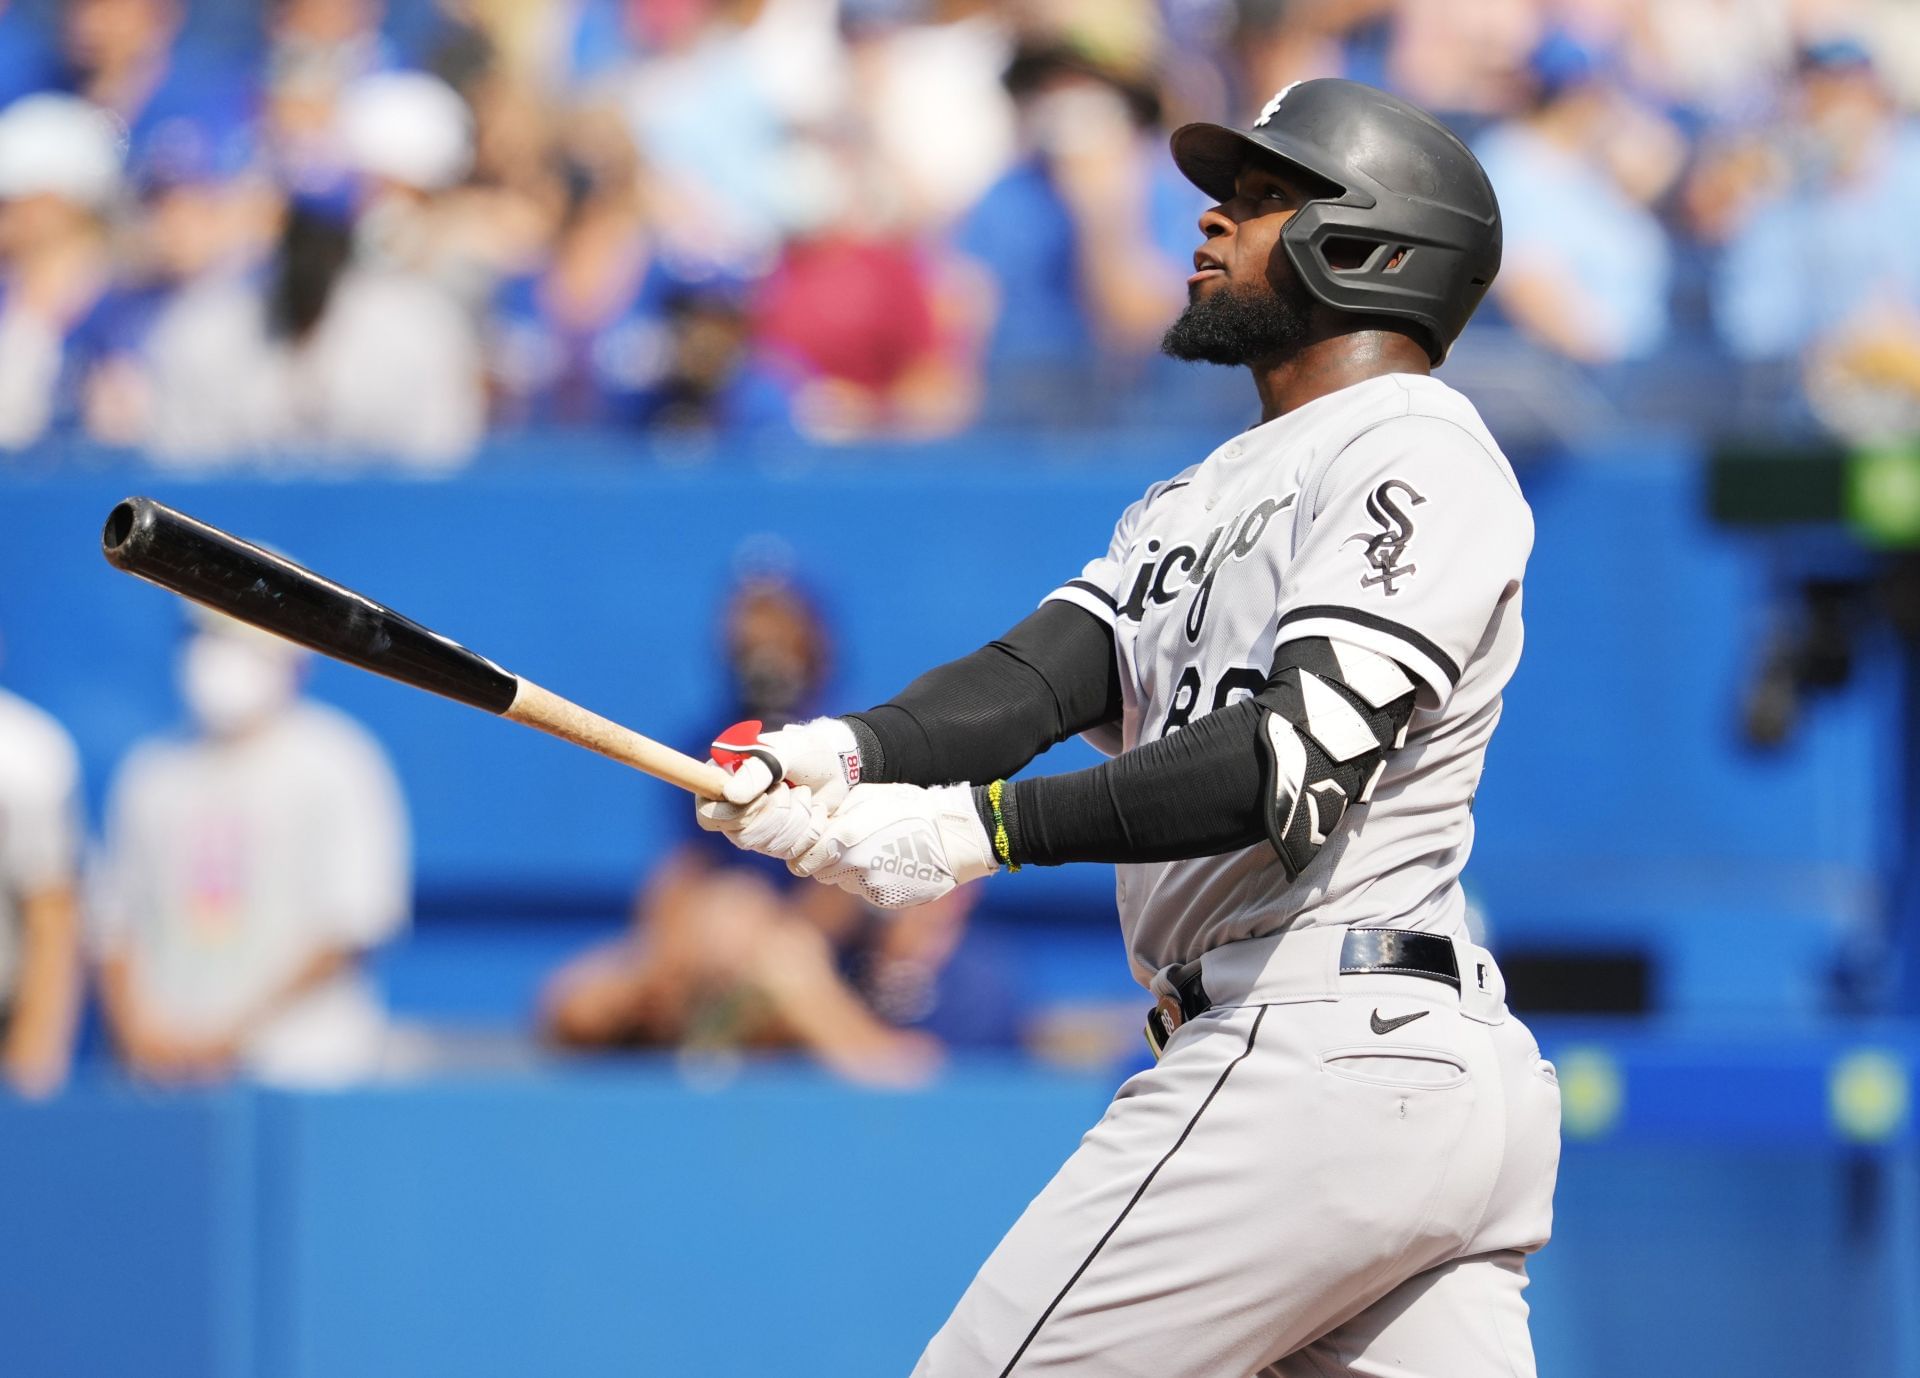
1144;992;1185;1060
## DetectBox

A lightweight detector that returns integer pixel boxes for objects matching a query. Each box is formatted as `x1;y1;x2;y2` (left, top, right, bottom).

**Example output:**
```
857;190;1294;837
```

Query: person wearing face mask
92;607;408;1087
540;573;1022;1083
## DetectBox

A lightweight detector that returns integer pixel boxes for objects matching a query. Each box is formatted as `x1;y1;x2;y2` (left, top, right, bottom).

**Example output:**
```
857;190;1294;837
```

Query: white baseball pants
913;928;1561;1377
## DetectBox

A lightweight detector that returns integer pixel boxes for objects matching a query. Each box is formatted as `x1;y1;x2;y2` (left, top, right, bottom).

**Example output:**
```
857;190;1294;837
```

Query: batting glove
709;716;863;808
792;784;999;909
695;782;829;863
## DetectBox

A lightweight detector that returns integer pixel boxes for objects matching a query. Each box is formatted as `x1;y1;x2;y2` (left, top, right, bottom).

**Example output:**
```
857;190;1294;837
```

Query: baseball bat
101;497;731;799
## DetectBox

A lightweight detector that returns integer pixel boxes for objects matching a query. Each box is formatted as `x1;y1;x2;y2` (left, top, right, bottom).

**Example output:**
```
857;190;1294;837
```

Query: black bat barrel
103;496;519;715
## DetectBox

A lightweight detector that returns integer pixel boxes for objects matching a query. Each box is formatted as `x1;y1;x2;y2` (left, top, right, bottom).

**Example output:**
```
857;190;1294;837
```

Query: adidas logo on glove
870;829;945;883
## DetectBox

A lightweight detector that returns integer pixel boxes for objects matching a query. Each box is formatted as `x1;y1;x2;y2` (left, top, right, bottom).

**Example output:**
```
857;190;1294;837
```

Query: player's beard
1160;270;1313;366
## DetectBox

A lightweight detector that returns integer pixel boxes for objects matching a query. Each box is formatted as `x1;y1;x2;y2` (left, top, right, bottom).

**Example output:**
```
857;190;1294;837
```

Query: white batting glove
695;782;829;863
709;716;863;808
792;784;1000;909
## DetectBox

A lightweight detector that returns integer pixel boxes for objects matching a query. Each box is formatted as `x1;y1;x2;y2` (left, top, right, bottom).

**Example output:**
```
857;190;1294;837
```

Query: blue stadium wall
1;1045;1916;1378
0;435;1896;1010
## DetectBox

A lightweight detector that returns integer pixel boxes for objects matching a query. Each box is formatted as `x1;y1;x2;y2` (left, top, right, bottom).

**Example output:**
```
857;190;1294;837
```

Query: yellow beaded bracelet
987;778;1019;873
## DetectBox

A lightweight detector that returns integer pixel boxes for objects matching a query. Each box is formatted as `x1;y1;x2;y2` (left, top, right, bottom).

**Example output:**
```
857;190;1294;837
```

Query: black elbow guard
1256;638;1419;878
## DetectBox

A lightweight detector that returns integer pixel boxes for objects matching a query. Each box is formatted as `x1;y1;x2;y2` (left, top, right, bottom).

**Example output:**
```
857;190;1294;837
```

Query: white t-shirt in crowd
94;700;410;1085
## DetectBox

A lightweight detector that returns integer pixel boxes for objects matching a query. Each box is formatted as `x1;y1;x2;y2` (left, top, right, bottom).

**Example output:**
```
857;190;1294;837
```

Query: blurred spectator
93;610;409;1088
58;0;256;178
80;120;280;447
0;640;83;1098
140;70;486;465
1710;40;1920;439
839;0;1016;232
541;573;1021;1083
488;98;790;431
336;65;495;293
751;126;973;439
614;0;796;274
951;31;1195;409
0;3;58;109
270;0;396;91
262;0;413;206
415;9;572;290
1380;0;1542;123
1229;0;1394;109
401;0;601;93
651;286;797;431
0;92;122;450
1607;0;1793;124
1471;34;1682;365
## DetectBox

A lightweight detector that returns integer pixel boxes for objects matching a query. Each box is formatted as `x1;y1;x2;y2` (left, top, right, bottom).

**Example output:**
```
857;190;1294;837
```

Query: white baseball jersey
0;688;82;1010
1045;373;1532;983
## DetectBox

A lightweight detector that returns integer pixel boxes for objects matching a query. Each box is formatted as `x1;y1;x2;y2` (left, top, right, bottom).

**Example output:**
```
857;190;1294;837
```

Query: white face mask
179;634;299;738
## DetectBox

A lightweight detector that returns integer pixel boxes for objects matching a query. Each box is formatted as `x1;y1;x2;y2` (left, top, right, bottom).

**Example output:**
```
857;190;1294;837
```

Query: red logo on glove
710;720;763;773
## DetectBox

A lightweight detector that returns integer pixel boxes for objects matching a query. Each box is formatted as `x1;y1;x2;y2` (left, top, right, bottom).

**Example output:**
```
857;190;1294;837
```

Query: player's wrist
971;779;1023;871
838;714;886;784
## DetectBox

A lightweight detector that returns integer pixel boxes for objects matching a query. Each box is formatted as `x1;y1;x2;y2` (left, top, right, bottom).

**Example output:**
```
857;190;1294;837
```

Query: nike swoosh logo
1370;1009;1429;1035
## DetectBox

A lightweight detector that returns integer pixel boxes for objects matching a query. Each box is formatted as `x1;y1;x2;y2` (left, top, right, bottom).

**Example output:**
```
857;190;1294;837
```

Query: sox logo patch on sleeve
1349;479;1425;595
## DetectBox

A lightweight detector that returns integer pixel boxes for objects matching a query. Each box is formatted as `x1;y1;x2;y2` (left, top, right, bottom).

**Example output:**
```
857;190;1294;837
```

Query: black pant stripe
998;1005;1269;1376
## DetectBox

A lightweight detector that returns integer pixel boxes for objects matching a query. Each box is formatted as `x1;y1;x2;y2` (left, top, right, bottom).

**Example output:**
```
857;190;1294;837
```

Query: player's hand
792;783;999;909
696;781;828;863
709;716;862;807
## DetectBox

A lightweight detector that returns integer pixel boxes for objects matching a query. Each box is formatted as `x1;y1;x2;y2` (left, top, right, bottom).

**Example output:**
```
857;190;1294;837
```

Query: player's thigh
914;1011;1268;1377
916;996;1492;1377
1264;1251;1539;1378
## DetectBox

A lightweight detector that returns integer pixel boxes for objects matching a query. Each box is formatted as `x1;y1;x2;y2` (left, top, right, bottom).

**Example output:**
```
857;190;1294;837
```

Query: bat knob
102;497;158;568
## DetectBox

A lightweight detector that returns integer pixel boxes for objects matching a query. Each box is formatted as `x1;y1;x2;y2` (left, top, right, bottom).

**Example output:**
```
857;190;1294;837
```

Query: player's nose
1197;204;1233;240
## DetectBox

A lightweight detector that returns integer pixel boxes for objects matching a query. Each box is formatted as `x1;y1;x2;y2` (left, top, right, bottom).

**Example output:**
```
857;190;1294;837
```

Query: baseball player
700;79;1561;1377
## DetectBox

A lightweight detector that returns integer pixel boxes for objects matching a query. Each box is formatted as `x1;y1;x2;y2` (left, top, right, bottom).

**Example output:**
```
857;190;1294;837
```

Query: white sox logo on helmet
1254;82;1304;128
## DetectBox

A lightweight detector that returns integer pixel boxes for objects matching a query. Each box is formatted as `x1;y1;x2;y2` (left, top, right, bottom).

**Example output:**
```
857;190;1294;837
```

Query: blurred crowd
0;0;1906;466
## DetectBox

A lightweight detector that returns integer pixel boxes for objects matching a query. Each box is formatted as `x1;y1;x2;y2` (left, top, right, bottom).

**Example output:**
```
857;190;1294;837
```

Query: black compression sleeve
980;698;1269;865
971;636;1416;868
846;601;1121;786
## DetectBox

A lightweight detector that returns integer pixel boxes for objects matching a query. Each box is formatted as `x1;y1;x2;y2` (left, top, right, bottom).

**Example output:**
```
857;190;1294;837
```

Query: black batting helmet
1170;79;1501;365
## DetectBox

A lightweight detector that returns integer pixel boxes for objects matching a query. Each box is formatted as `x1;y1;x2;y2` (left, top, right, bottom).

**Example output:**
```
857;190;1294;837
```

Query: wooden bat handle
505;680;732;799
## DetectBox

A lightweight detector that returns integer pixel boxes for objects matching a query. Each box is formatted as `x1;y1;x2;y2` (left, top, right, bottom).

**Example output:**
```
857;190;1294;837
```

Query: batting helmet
1170;79;1501;365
